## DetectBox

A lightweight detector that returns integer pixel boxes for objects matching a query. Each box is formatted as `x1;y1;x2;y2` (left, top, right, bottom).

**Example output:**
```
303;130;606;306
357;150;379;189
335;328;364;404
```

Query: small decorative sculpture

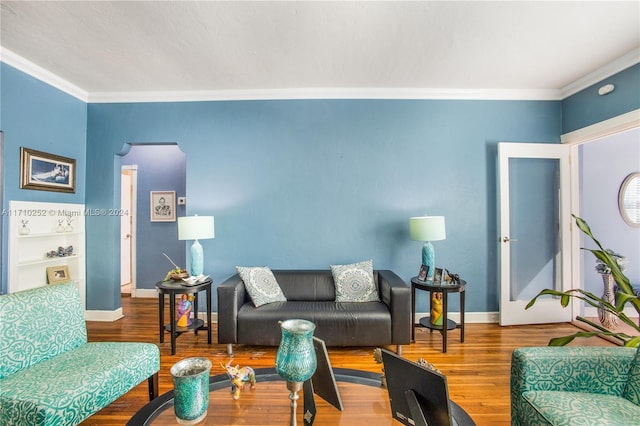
56;219;65;233
176;294;194;328
64;215;73;232
221;360;256;400
431;291;443;326
416;357;441;374
19;220;30;235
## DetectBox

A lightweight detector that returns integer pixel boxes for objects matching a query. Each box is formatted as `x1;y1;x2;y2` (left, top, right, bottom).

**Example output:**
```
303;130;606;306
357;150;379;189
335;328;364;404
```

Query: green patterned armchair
0;283;160;426
511;346;640;425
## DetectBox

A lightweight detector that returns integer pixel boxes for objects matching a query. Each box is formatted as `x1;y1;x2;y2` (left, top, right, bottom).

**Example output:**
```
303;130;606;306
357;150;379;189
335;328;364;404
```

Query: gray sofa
217;269;411;355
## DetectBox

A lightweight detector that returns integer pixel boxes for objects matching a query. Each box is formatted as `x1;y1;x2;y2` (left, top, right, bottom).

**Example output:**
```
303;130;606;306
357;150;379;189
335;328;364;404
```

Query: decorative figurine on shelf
176;294;194;328
221;360;256;400
56;219;65;233
64;215;73;232
19;220;30;235
430;292;443;326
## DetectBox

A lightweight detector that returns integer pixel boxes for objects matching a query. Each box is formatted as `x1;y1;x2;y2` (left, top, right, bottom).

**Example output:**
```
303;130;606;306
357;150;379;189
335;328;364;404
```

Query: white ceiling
1;1;639;102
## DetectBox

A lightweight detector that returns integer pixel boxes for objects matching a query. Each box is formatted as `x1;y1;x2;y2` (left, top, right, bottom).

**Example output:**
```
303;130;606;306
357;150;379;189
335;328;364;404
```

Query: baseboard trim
131;288;157;298
85;308;124;322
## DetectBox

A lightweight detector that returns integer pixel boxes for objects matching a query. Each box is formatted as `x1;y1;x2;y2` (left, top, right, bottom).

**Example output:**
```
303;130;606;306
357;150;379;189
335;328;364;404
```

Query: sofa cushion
237;301;391;346
236;266;287;307
523;390;640;425
0;342;160;426
330;259;379;302
623;346;640;405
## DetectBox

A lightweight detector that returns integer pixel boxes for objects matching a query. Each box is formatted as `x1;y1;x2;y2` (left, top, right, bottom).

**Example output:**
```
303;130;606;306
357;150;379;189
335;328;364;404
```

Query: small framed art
20;147;76;193
432;267;443;285
417;264;429;281
47;265;71;284
150;191;176;222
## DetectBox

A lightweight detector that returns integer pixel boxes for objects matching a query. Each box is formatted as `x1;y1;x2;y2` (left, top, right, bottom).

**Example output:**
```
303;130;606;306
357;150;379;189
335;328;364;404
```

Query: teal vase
170;357;211;425
275;319;317;383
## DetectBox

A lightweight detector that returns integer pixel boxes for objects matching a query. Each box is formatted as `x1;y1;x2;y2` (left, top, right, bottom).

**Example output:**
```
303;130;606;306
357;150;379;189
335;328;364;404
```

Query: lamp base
422;242;435;280
190;240;204;276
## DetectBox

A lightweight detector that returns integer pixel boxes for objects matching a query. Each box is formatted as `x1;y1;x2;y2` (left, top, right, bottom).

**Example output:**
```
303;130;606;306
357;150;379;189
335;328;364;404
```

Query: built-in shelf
9;201;86;310
18;254;81;267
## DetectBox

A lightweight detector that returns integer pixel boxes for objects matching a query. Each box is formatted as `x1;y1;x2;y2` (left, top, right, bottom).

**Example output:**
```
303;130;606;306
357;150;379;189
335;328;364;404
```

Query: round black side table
411;277;466;353
155;278;212;355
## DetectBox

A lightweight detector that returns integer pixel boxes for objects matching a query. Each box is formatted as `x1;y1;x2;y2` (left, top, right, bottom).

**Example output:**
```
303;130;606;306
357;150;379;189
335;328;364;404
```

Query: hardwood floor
81;295;614;426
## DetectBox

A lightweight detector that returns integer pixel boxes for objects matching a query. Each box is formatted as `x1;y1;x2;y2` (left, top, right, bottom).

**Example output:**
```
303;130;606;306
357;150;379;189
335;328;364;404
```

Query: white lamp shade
409;216;446;242
178;215;215;241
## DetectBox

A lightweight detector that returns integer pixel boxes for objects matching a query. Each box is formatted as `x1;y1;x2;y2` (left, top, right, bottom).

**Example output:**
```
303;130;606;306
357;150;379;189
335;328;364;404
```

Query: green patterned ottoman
0;283;160;426
511;346;640;425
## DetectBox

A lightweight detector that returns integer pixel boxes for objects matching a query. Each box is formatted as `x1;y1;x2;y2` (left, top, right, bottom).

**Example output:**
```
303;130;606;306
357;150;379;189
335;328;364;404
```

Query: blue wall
580;127;640;293
3;61;637;312
0;63;86;293
563;63;640;133
121;144;187;290
86;99;561;312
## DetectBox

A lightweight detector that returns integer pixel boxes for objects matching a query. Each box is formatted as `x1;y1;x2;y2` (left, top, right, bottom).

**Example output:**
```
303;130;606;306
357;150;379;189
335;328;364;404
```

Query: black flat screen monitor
381;348;456;426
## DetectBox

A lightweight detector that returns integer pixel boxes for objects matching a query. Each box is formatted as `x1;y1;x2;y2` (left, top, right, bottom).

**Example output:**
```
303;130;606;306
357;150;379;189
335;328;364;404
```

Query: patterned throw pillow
330;259;379;302
236;266;287;307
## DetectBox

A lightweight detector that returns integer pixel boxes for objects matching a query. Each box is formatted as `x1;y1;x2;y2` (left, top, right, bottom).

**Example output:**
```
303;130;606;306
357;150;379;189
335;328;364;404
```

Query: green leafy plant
526;214;640;347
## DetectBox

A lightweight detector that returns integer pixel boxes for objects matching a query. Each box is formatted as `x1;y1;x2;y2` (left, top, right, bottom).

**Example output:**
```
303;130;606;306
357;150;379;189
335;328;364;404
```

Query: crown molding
560;48;640;99
87;87;562;103
2;46;636;104
0;47;89;102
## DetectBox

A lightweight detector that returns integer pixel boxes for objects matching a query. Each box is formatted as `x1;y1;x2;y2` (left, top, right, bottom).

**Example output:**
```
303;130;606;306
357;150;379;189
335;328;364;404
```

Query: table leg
169;291;177;356
442;291;448;353
411;284;416;342
158;292;164;343
460;289;465;343
193;292;199;336
206;286;212;344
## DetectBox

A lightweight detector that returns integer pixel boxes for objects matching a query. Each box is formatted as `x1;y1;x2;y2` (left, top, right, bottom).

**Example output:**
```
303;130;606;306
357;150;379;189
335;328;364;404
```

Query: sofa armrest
217;274;248;344
510;346;636;424
378;270;411;344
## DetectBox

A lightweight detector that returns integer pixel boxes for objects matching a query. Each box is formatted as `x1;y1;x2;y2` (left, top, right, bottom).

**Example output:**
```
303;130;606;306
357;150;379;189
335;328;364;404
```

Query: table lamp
409;216;446;280
178;215;215;276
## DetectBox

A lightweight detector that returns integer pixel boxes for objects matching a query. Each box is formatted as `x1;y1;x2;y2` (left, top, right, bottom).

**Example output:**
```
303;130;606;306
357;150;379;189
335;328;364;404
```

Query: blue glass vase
275;319;317;383
170;357;211;425
275;319;317;426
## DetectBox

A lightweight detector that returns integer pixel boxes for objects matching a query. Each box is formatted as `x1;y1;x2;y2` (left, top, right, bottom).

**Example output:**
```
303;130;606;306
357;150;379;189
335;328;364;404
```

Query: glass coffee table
128;368;474;425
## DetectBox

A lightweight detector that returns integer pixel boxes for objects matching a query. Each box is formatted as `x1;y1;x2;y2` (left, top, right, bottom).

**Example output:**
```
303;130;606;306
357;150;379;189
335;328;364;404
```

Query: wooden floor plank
81;295;614;425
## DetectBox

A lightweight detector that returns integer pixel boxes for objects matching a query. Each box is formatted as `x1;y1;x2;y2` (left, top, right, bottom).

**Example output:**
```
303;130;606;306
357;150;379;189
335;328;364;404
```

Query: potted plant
526;214;640;347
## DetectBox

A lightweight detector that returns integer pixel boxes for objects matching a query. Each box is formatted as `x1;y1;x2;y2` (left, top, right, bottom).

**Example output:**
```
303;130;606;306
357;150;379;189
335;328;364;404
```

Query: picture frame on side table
20;147;76;193
432;267;443;285
46;265;71;284
150;191;176;222
417;264;429;281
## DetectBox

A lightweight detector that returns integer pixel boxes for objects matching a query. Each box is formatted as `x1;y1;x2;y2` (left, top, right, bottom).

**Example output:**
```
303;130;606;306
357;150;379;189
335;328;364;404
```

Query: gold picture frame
20;147;76;193
46;265;71;284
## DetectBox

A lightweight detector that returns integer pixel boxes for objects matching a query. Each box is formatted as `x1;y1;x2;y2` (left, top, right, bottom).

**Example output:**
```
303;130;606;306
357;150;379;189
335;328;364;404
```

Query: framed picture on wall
150;191;176;222
20;147;76;193
46;265;71;284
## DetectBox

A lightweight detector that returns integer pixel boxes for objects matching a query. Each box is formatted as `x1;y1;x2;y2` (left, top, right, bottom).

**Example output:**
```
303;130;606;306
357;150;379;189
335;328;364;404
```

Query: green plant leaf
526;215;640;346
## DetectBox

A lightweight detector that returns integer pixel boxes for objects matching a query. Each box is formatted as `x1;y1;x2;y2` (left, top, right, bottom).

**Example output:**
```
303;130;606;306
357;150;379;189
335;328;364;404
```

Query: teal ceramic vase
170;357;212;425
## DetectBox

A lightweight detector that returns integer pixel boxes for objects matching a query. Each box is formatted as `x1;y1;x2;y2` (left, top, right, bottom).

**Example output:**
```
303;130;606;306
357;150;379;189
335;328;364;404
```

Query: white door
498;143;573;326
120;167;137;292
